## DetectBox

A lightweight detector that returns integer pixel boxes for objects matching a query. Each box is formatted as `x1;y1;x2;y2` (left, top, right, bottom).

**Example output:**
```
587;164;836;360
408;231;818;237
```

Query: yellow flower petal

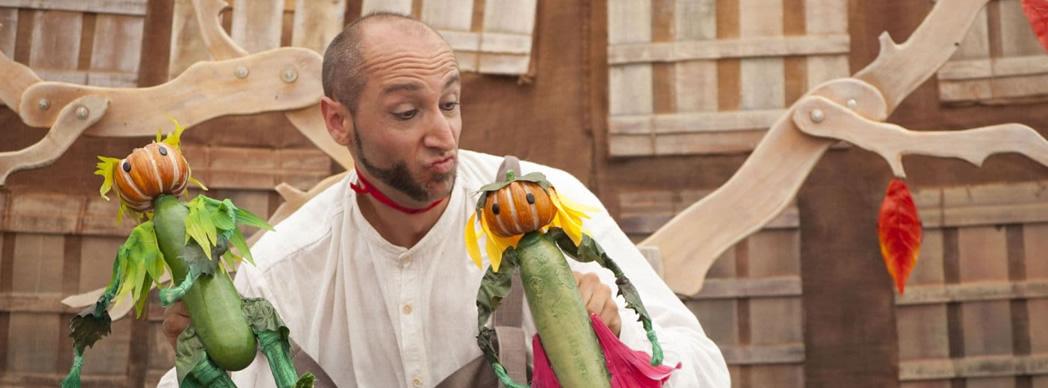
464;213;483;268
479;216;505;272
549;190;589;245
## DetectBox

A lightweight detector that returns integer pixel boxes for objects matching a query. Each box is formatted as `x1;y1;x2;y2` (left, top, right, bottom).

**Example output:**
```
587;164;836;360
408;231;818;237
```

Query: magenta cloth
531;313;680;388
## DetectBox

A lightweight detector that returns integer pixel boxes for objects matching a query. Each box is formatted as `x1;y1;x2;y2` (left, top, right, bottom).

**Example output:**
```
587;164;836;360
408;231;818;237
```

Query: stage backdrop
0;1;1045;387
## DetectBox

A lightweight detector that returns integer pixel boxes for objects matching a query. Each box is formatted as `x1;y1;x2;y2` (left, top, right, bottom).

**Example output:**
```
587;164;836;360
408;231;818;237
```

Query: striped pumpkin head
481;180;556;237
113;142;190;210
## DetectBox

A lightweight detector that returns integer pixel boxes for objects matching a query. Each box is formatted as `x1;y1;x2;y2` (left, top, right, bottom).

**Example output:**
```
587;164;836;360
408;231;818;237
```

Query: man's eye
393;110;418;120
440;101;460;111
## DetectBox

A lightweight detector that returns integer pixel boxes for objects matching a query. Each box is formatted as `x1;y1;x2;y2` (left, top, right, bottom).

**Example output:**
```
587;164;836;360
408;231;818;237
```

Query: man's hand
162;301;192;350
573;271;622;336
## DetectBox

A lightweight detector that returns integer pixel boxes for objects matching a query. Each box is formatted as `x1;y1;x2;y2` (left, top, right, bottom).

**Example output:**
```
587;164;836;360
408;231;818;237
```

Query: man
158;12;729;387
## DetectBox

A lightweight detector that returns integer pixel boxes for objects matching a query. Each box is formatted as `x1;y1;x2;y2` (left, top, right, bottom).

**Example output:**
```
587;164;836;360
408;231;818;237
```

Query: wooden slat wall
896;180;1048;387
0;1;343;386
607;0;850;157
937;0;1048;104
359;0;538;75
618;189;805;388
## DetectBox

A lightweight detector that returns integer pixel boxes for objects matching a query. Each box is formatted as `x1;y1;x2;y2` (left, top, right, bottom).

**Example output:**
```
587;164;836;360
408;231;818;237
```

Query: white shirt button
402;303;413;315
412;376;423;387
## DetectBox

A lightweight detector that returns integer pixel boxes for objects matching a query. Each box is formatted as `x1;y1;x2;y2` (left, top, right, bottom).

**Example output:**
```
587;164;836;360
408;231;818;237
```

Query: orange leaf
877;179;922;294
1023;0;1048;53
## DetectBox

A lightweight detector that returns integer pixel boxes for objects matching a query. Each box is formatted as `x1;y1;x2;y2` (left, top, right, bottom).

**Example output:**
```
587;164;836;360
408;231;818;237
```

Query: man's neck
356;189;451;248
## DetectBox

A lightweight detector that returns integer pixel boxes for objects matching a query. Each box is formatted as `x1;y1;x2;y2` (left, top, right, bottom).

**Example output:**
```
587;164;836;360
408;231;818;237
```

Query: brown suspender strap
494;276;527;385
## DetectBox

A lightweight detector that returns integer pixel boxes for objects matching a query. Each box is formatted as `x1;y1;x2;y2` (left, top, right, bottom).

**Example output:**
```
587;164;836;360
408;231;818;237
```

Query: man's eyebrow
444;73;460;89
381;82;423;96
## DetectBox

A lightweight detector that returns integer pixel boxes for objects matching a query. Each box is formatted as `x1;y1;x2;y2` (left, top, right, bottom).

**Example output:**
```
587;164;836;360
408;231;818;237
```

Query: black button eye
122;160;131;172
158;146;168;156
492;202;500;215
525;193;535;204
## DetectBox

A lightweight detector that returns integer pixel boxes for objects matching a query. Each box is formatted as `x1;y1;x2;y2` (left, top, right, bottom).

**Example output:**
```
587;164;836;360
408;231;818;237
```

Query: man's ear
320;96;354;146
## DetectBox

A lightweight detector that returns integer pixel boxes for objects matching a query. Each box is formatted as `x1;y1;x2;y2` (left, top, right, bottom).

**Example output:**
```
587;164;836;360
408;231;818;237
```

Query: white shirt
158;150;729;387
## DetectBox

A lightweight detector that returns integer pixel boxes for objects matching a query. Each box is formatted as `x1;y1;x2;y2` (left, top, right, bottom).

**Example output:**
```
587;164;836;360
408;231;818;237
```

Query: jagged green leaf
69;306;112;353
475;248;518;329
295;373;316;388
234;206;272;231
228;229;254;265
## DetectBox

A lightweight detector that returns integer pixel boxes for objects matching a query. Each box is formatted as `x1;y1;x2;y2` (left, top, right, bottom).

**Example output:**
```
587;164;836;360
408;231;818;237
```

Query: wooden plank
749;297;803;344
360;0;411;15
684;299;738;345
607;135;654;157
675;0;715;41
938;78;993;103
674;60;718;113
481;0;535;34
896;279;1048;305
291;0;345;53
183;146;331;191
900;354;1048;380
939;55;1048;81
998;0;1042;58
652;130;767;155
0;192;129;236
28;9;81;70
990;73;1048;100
686;276;802;299
0;292;75;313
608;109;785;134
749;365;804;387
619;202;798;234
608;65;654;117
35;69;138;87
962;301;1014;356
231;0;284;53
607;34;851;64
608;0;651;45
89;14;143;73
909;229;945;286
5;313;60;372
937;5;990;102
896;304;950;360
420;0;472;31
1026;223;1048;279
0;7;16;57
738;0;784;110
168;0;210;78
912;181;1048;228
747;230;800;277
11;234;64;293
1030;299;1048;354
802;0;848;88
0;0;147;15
719;343;805;364
78;237;124;293
959;226;1009;282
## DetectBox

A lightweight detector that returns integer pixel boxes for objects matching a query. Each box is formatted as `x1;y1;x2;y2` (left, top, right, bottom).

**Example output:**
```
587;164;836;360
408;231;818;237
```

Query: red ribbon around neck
350;172;444;215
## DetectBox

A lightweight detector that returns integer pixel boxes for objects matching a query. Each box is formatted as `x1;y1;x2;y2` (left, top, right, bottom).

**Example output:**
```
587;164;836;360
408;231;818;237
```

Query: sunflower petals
465;213;483;268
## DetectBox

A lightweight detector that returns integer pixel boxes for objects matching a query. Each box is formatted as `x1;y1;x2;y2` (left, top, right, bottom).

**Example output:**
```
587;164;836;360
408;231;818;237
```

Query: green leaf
295;373;316;388
180;236;224;277
234;206;272;231
229;229;254;265
184;200;217;260
175;326;208;383
211;200;235;231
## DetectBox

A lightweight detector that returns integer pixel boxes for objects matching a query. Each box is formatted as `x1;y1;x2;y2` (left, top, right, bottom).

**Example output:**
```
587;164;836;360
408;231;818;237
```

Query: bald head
322;13;450;113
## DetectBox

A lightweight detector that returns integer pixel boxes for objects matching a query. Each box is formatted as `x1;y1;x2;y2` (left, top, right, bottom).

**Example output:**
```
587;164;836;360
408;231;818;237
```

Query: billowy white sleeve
545;169;731;387
156;264;277;387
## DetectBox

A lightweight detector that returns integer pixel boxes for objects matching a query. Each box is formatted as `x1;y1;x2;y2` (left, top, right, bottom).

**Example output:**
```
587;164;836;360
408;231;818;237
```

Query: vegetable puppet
61;121;314;388
465;156;679;388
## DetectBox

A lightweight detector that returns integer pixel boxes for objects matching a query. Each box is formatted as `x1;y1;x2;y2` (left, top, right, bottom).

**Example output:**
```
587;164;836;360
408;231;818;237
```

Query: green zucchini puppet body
465;156;679;388
61;122;314;388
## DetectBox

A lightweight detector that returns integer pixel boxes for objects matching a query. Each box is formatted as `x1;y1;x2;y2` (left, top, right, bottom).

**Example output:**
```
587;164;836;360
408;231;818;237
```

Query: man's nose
424;111;456;150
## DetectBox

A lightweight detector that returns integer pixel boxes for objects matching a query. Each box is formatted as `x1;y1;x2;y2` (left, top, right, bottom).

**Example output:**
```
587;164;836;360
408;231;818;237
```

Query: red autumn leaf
1023;0;1048;52
878;179;922;294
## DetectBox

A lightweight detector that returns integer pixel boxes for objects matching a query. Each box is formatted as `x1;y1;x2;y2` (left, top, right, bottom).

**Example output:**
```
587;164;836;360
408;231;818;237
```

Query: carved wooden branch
793;96;1048;178
0;95;109;184
192;0;248;60
0;52;41;111
17;47;321;133
643;0;995;296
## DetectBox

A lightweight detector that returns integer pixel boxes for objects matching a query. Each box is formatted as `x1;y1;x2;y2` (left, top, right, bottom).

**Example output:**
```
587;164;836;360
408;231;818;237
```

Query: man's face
344;22;462;204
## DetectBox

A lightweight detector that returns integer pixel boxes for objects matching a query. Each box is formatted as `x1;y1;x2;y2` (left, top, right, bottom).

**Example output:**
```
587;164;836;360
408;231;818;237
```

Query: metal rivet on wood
75;105;89;120
809;109;825;123
38;98;50;111
234;65;249;79
282;67;298;83
846;98;858;109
